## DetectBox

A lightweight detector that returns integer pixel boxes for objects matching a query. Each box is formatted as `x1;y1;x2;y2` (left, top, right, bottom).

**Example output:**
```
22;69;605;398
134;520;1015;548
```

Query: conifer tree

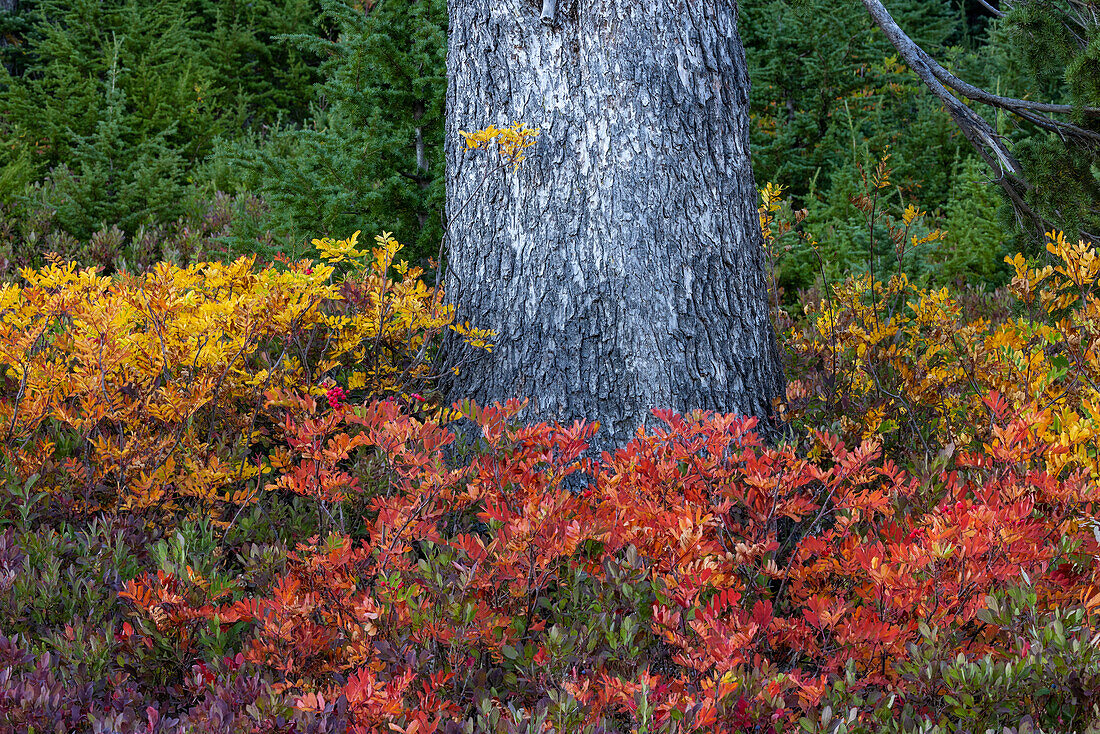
992;0;1100;243
0;0;35;76
237;0;446;263
186;0;321;128
1;0;219;172
943;155;1009;283
46;45;187;239
0;0;322;263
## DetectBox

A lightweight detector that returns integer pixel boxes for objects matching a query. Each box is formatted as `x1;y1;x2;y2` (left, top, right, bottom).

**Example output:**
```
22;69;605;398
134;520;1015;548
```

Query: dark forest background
0;0;1096;296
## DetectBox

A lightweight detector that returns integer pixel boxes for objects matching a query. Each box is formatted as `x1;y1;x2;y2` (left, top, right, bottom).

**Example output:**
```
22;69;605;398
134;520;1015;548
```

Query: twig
5;321;50;443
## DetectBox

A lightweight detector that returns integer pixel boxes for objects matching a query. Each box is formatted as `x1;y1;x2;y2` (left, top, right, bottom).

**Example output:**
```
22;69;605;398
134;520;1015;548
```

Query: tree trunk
443;0;784;451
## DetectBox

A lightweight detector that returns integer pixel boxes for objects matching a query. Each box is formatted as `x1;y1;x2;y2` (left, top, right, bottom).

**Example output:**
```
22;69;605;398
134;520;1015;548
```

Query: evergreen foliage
186;0;322;128
0;0;321;263
0;0;38;77
942;155;1009;285
220;0;447;265
45;48;188;238
991;0;1100;243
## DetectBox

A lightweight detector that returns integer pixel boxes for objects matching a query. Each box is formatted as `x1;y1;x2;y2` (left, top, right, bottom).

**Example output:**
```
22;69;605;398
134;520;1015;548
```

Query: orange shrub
119;390;1100;731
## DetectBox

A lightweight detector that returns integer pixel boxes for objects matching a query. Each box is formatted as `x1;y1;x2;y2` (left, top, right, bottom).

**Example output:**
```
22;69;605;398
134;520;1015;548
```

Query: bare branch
541;0;557;25
859;0;1100;240
973;0;1005;17
860;0;1022;174
923;59;1100;147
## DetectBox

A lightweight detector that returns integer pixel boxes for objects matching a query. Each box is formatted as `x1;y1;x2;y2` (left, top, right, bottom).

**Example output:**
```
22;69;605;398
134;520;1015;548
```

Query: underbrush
3;216;1100;732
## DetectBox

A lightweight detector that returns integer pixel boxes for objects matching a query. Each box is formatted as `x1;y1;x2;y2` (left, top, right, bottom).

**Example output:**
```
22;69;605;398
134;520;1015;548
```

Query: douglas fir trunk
443;0;785;451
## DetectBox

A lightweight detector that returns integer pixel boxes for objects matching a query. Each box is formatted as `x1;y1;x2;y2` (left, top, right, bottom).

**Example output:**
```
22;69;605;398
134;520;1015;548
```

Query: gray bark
443;0;785;452
540;0;557;25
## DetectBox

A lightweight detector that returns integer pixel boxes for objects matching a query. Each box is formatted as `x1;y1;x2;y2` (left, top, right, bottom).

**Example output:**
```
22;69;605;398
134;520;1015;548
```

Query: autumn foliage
0;231;484;522
5;218;1100;731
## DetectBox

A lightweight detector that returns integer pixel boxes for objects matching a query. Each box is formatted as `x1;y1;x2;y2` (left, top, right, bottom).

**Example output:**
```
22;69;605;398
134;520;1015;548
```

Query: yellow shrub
787;229;1100;478
0;232;479;521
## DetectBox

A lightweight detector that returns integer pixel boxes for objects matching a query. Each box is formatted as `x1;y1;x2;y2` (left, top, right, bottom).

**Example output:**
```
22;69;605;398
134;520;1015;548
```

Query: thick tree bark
443;0;785;452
